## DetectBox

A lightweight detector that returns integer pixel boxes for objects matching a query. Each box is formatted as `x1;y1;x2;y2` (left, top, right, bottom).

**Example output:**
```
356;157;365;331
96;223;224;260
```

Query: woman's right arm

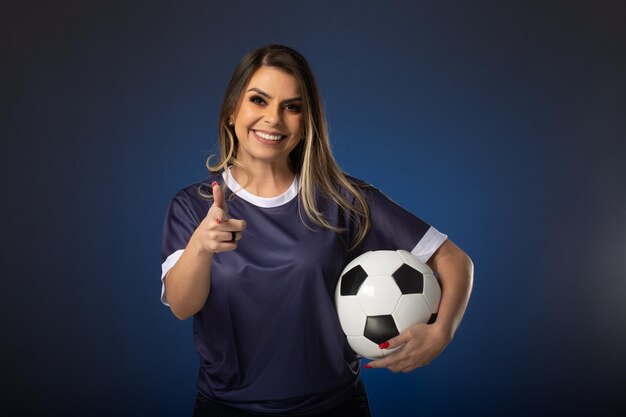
165;182;246;320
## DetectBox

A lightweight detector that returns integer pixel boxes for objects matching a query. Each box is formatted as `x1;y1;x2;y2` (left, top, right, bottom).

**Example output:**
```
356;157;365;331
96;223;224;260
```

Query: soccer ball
335;250;441;360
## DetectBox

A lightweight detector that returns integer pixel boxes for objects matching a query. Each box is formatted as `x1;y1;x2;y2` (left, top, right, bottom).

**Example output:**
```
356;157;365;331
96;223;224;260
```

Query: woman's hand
189;181;246;255
364;323;452;372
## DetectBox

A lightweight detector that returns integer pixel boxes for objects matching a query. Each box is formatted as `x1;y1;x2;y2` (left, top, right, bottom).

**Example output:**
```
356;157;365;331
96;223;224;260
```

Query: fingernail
378;342;390;349
215;218;221;224
364;363;372;369
211;181;218;187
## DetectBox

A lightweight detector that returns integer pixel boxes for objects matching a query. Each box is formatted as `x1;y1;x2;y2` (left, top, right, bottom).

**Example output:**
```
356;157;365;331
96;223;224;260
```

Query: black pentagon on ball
340;265;368;296
364;315;399;345
392;263;424;294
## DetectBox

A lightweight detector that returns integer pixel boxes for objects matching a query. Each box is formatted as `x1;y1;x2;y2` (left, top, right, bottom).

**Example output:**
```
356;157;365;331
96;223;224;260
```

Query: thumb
211;181;228;216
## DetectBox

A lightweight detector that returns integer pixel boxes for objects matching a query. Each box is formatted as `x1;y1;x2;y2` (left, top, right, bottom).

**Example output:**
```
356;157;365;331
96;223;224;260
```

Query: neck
230;161;295;198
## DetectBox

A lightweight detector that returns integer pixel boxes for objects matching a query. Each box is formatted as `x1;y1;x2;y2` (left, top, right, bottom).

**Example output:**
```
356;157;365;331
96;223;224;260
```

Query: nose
264;104;282;126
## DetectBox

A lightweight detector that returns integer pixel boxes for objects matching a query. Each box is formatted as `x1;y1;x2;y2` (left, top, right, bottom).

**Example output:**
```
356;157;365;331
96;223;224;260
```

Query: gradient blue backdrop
3;1;625;416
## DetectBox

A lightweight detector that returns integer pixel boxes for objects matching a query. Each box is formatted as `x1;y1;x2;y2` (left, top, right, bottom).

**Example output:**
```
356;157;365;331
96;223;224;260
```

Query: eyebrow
247;87;302;103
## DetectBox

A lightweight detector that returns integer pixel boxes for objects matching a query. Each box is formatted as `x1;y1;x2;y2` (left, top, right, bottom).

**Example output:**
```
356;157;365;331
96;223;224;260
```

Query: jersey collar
221;167;299;208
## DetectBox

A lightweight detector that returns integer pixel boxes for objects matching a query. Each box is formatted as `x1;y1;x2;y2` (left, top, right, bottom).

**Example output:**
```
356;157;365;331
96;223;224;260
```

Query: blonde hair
204;45;370;249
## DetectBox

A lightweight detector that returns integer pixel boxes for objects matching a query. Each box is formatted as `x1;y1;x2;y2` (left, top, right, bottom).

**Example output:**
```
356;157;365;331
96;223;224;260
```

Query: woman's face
231;66;304;168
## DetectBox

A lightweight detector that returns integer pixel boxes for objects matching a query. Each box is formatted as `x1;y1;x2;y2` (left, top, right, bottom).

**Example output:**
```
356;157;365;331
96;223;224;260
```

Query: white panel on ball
347;335;384;360
356;275;402;316
393;294;433;332
422;275;441;313
335;296;367;336
358;250;403;276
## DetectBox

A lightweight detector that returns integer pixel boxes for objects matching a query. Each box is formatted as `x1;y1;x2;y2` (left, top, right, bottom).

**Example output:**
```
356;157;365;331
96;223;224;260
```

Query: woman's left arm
365;239;474;372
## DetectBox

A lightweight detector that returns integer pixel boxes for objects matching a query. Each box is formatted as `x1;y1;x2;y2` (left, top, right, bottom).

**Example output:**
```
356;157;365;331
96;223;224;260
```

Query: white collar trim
221;167;299;208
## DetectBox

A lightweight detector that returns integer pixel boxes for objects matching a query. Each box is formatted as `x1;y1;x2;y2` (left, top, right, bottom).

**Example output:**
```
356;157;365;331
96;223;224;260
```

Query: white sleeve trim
161;249;184;306
410;226;448;264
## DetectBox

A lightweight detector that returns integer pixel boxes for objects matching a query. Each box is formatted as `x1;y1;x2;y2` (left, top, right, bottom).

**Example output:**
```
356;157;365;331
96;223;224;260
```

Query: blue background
3;1;625;416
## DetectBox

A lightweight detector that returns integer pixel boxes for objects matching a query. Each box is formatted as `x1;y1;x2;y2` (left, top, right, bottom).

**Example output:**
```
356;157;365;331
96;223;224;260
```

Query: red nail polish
364;364;372;369
379;341;390;349
212;181;218;187
215;218;221;224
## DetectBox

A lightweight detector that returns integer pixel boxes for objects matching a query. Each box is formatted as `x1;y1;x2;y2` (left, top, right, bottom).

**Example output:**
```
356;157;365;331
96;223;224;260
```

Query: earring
228;120;234;127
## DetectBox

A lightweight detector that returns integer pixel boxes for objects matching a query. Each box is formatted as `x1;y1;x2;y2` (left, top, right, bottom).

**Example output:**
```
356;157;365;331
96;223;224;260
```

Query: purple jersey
161;169;447;415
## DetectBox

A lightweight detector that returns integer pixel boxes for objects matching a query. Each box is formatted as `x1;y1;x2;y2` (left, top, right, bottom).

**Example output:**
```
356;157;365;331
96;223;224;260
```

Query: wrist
188;233;215;259
431;321;455;343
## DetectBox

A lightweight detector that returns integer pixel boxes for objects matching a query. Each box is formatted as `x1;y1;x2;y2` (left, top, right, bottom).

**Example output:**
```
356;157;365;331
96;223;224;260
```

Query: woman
161;45;473;416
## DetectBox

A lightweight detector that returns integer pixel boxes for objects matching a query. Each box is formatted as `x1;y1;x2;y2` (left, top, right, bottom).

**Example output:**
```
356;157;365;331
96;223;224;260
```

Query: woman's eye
285;103;302;113
250;95;266;105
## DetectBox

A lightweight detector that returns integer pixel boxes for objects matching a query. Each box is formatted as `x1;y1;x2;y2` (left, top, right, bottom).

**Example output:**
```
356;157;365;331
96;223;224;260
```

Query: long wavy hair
204;44;370;249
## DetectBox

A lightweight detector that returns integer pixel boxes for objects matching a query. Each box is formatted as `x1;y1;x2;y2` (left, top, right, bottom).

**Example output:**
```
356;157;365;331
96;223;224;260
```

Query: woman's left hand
364;323;452;372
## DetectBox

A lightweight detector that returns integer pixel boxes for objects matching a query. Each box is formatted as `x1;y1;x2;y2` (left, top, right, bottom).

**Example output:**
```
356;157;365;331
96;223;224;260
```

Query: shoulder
342;174;371;189
337;174;376;198
340;174;385;202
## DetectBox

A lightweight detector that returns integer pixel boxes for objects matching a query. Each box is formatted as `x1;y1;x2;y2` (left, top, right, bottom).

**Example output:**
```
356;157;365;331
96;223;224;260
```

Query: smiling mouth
253;130;285;141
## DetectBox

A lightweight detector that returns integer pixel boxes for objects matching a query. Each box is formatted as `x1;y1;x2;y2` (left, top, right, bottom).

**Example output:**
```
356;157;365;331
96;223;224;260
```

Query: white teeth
254;130;283;141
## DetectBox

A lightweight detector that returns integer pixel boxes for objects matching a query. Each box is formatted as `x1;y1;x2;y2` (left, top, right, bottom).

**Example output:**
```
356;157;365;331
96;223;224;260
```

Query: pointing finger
211;181;228;220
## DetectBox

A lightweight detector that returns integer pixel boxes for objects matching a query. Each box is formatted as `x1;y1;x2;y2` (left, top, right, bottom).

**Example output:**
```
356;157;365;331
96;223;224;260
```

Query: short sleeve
359;187;447;263
160;191;201;305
